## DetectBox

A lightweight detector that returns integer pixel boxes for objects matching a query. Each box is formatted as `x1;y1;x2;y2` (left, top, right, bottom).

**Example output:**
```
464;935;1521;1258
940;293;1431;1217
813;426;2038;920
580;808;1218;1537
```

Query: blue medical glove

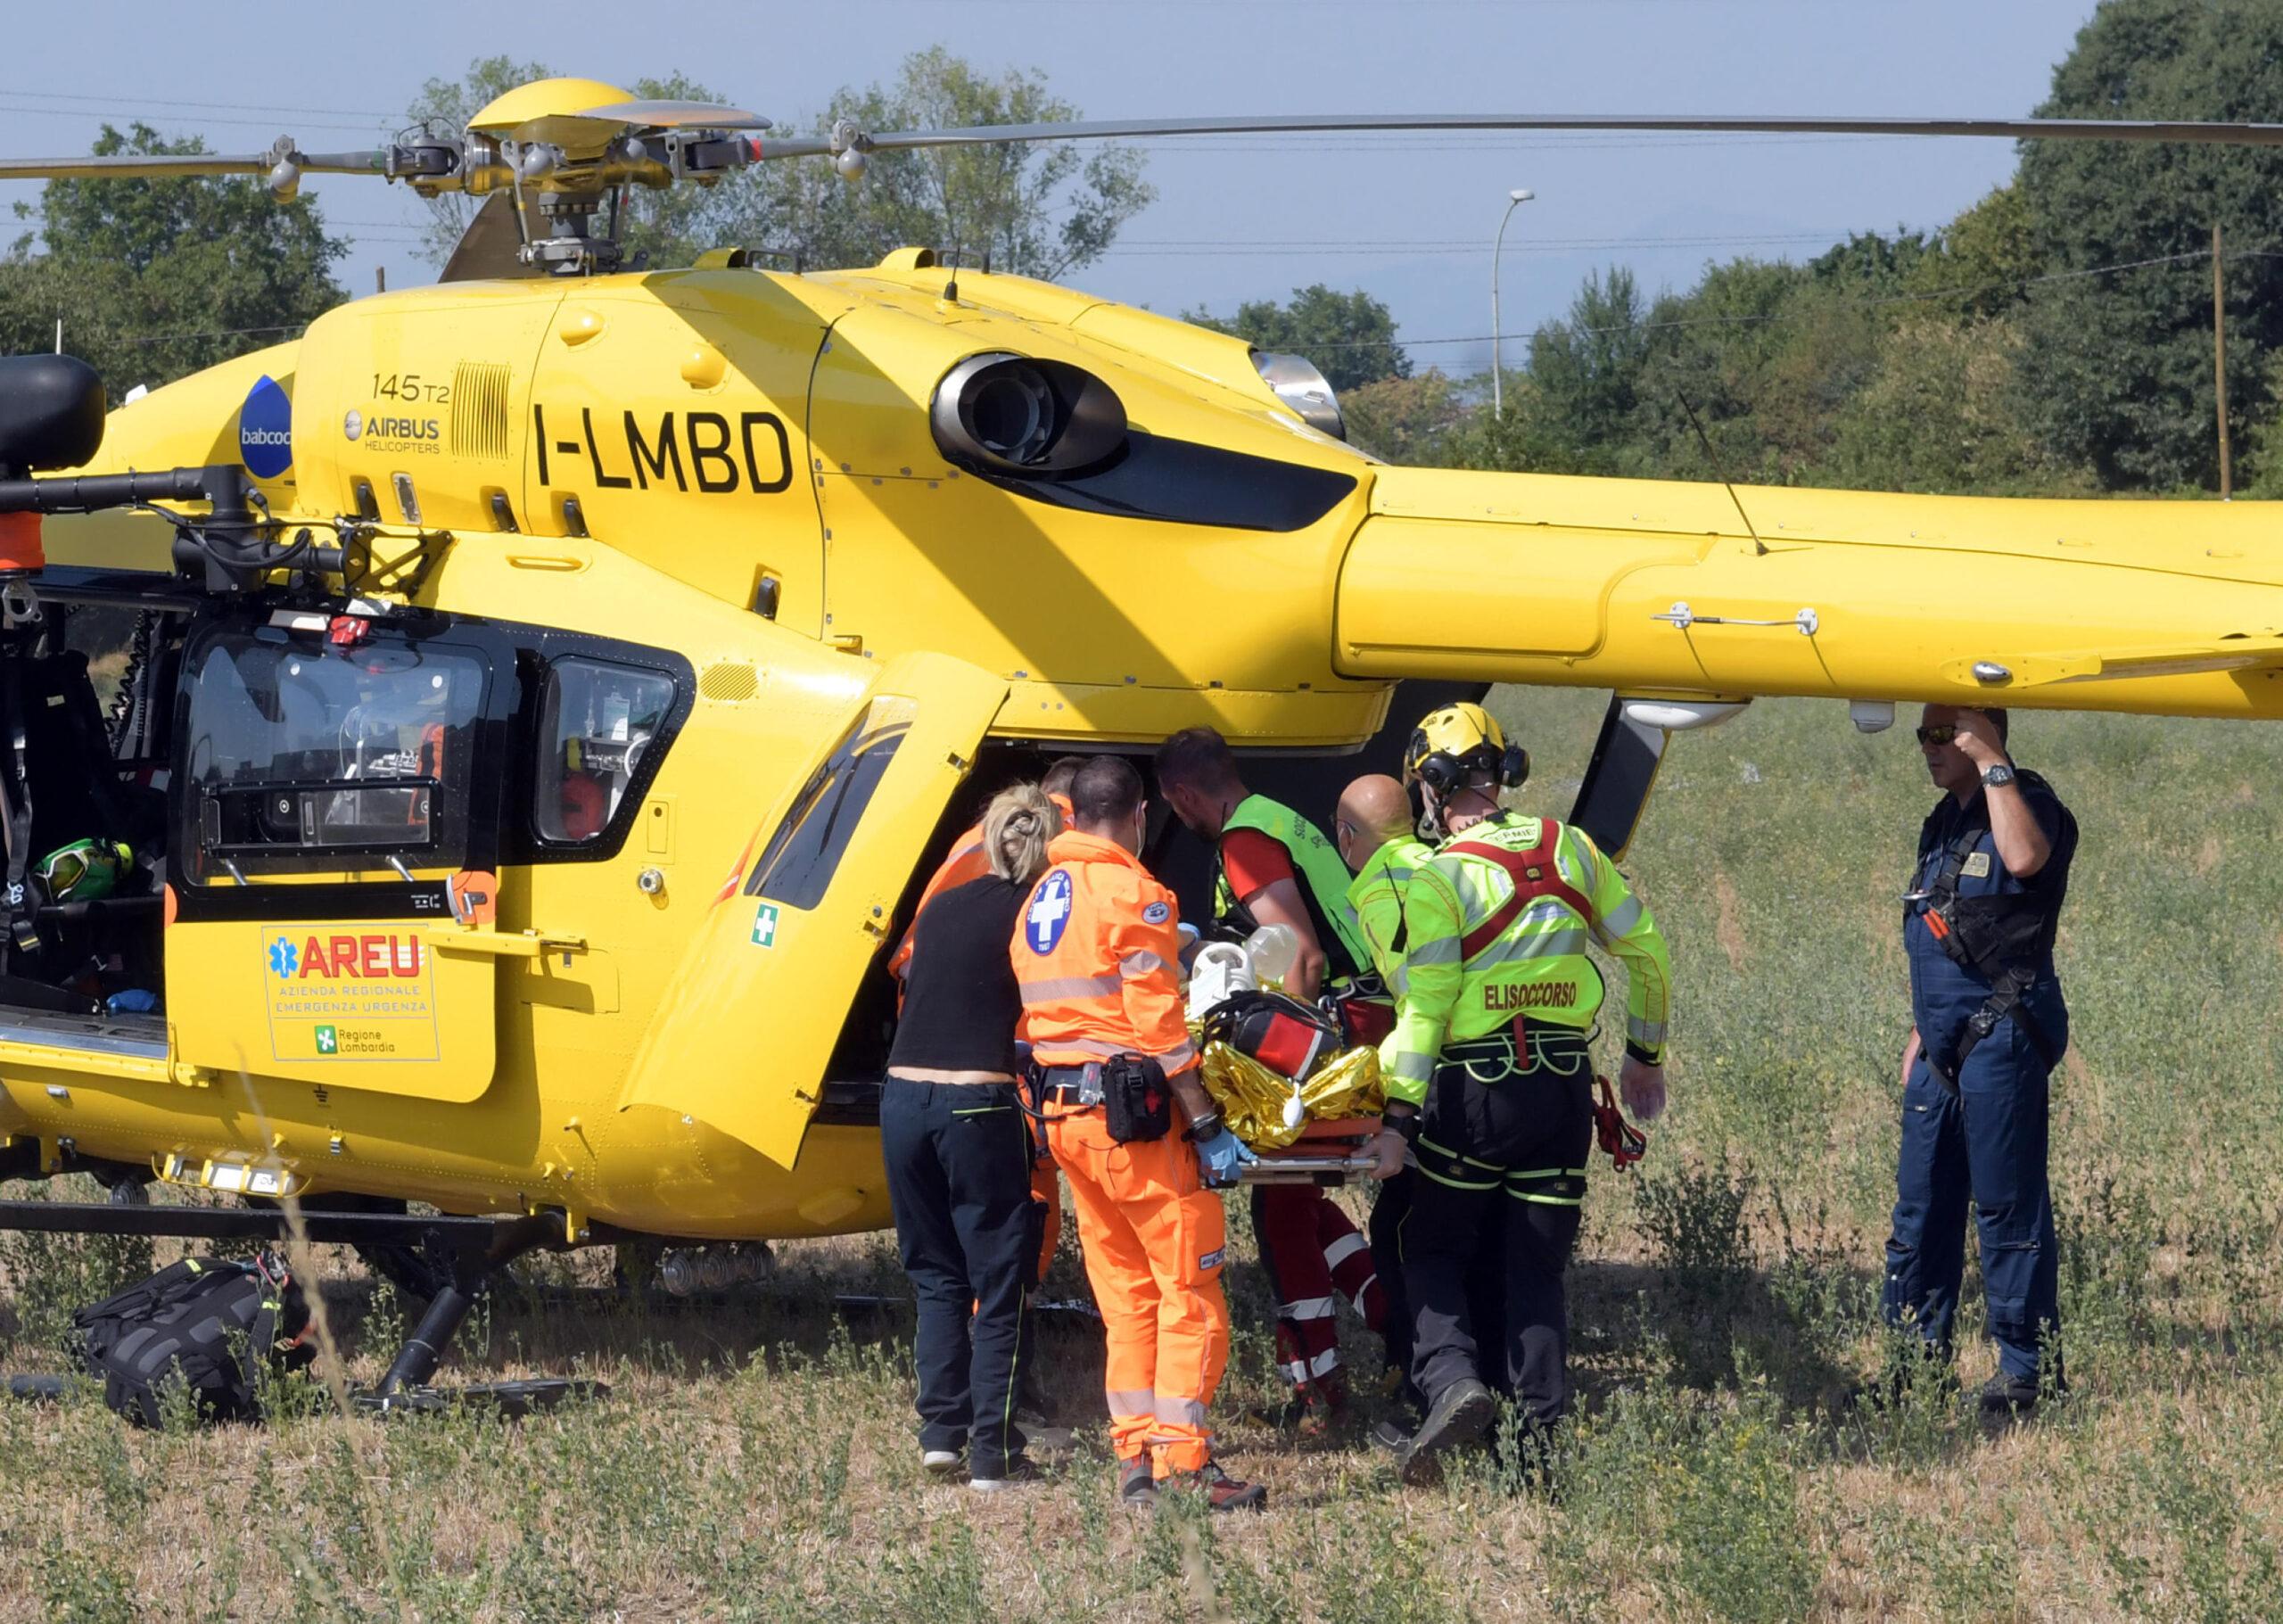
1196;1127;1257;1189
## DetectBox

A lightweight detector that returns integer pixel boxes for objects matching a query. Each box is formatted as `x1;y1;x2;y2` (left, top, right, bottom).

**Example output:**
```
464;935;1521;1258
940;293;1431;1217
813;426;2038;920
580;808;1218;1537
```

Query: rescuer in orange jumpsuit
1012;755;1266;1513
894;755;1083;1290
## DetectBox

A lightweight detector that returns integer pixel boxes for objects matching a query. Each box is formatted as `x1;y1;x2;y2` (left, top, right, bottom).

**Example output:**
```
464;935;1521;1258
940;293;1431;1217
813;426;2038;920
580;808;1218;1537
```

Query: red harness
1446;820;1596;962
1446;821;1598;1069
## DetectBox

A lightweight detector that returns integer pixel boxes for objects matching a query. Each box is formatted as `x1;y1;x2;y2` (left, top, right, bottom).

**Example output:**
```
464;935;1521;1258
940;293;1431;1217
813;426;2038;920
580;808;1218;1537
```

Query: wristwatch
1982;763;2017;788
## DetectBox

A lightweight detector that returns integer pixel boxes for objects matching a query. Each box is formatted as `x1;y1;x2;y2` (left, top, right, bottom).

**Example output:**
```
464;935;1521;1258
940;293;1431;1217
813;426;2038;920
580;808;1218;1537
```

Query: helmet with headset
1403;702;1529;798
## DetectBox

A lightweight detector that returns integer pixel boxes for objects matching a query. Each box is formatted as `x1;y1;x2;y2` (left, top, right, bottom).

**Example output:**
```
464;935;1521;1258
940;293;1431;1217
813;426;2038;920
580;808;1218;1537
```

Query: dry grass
4;688;2283;1620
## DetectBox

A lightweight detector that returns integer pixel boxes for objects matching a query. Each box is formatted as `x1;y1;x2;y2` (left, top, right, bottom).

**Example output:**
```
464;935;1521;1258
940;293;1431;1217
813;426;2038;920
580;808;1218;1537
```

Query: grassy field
4;686;2283;1621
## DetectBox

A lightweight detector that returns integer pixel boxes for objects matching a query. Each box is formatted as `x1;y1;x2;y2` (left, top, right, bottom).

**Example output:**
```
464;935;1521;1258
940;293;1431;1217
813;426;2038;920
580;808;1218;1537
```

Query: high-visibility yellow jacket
1345;835;1446;995
1382;811;1672;1105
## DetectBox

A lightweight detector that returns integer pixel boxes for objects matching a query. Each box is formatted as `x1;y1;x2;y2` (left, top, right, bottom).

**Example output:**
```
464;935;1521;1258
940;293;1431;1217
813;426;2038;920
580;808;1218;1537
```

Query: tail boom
1335;467;2283;720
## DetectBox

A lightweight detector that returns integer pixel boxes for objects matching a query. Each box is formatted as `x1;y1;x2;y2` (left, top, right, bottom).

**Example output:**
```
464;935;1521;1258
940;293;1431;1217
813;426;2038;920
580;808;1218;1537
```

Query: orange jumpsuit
1012;828;1228;1478
892;794;1074;1284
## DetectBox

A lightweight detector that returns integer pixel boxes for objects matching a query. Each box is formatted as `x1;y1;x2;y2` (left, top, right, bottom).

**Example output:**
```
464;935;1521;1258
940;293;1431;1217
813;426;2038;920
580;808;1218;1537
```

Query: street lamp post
1491;187;1535;419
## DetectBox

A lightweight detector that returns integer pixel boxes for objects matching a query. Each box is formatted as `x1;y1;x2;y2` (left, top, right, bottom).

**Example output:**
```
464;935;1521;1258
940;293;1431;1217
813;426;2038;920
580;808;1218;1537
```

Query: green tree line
1202;0;2283;499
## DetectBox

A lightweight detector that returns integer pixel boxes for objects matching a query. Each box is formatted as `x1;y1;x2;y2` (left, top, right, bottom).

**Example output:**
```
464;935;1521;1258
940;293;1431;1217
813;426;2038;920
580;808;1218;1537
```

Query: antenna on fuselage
1676;391;1768;558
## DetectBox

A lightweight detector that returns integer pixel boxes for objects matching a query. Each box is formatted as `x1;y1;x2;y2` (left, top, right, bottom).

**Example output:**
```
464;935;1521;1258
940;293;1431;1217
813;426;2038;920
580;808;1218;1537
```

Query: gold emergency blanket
1198;1042;1386;1150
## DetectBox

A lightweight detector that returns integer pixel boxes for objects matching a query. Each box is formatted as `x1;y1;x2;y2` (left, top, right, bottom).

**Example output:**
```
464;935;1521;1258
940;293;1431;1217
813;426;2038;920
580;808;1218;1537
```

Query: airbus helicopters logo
238;375;293;480
351;408;441;455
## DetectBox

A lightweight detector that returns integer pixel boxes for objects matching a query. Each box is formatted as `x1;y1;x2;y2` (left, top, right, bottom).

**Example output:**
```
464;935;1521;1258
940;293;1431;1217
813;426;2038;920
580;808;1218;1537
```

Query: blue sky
0;0;2104;374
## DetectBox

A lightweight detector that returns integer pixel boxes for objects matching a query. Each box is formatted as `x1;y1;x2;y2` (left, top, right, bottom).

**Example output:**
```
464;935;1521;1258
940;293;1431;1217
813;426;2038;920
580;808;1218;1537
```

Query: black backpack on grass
73;1254;312;1427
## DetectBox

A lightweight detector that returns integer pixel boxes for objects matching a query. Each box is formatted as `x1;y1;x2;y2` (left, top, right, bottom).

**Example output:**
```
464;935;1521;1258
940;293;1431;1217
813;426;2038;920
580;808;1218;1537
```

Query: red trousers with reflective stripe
1252;1185;1386;1393
1047;1108;1228;1476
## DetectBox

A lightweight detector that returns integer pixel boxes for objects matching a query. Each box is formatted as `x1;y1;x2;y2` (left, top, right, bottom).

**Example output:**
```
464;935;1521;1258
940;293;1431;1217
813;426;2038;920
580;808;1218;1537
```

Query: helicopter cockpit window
535;658;677;844
745;696;917;911
180;629;487;883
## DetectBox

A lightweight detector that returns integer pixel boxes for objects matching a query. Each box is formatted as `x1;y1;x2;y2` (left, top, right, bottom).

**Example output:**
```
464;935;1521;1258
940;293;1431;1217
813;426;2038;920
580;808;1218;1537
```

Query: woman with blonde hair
881;782;1062;1492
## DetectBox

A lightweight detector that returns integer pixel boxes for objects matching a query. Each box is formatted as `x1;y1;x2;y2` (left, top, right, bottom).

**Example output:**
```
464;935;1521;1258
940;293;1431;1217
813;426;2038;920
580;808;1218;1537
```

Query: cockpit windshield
179;627;488;883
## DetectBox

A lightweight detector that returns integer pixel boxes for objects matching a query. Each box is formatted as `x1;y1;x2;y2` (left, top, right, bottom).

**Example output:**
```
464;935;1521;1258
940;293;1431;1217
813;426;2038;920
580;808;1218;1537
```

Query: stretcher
1238;1115;1383;1186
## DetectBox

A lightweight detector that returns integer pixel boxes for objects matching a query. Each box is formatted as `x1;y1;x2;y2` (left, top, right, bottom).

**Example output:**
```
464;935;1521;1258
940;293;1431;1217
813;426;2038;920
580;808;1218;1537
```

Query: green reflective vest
1382;811;1673;1107
1346;835;1444;995
1212;794;1373;983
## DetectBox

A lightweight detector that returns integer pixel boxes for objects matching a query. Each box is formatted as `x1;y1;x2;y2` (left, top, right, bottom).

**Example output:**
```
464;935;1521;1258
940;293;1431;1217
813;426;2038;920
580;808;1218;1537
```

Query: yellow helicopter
0;76;2278;1396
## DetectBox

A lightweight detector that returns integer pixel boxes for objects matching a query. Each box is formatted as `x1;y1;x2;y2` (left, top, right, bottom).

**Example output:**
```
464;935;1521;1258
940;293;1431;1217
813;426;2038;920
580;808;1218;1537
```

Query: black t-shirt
888;875;1027;1075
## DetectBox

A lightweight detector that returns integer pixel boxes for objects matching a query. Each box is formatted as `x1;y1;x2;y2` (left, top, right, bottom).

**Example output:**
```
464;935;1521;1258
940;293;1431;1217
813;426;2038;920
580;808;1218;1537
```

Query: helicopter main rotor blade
761;110;2283;161
0;147;392;182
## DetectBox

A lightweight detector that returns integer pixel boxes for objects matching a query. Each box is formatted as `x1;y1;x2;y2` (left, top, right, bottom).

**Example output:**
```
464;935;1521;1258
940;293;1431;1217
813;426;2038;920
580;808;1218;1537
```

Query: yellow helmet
1403;701;1529;796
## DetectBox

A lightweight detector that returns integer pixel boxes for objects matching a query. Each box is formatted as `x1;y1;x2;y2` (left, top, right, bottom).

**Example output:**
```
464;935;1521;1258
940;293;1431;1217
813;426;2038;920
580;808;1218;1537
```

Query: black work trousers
1371;1168;1508;1408
880;1078;1037;1475
1400;1026;1595;1428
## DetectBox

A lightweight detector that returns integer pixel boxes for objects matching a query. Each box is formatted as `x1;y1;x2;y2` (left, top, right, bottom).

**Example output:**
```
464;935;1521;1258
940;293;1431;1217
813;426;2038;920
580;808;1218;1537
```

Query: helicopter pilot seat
0;647;164;1014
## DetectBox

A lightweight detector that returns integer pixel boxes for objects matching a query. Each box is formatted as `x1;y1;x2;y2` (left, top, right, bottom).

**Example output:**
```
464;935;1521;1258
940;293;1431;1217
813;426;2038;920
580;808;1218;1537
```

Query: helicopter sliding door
164;614;513;1101
617;650;1007;1167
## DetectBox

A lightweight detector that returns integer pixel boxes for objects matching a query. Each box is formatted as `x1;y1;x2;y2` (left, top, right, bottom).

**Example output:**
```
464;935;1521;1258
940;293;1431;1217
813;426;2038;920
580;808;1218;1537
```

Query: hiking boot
921;1447;963;1477
1117;1456;1158;1510
969;1455;1044;1494
1978;1370;2058;1417
1399;1378;1496;1486
1162;1461;1268;1513
1368;1418;1411;1453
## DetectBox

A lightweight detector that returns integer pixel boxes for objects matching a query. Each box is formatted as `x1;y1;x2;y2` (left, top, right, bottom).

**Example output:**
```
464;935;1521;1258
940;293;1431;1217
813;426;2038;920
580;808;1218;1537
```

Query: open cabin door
165;615;511;1101
618;651;1008;1166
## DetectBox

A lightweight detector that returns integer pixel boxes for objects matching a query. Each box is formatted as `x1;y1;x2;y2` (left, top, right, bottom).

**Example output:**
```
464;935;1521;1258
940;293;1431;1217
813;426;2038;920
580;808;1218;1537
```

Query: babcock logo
239;375;293;479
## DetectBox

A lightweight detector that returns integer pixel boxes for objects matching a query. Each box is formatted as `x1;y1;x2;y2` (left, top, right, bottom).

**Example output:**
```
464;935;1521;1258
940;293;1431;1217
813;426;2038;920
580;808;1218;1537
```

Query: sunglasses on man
1915;724;1958;746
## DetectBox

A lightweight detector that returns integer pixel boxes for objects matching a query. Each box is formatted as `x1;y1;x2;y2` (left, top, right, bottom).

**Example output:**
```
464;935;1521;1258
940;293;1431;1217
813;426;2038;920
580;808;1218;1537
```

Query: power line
0;88;399;120
103;322;312;349
0;103;387;138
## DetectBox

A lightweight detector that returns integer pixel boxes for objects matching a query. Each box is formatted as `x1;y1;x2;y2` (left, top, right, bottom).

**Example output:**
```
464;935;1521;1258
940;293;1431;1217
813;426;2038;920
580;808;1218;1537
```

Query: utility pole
376;266;387;294
2215;222;2232;500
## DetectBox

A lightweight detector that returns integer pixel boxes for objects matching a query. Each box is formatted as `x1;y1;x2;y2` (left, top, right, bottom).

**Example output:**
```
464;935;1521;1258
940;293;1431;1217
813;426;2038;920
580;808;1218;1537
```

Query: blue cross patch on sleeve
1026;870;1074;954
1142;901;1170;925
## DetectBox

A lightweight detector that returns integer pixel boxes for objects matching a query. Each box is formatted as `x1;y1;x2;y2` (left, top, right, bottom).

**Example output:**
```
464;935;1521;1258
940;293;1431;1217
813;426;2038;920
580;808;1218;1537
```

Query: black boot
1978;1369;2060;1417
1399;1377;1496;1486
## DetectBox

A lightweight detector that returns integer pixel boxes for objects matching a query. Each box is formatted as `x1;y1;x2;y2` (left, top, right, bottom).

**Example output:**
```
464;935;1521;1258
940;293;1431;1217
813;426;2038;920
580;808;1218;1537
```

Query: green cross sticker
315;1025;338;1055
751;903;780;948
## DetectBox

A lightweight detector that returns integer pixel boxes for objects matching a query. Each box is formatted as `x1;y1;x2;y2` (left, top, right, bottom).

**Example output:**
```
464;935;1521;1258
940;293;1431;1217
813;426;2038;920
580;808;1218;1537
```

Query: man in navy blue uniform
1884;704;2076;1414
